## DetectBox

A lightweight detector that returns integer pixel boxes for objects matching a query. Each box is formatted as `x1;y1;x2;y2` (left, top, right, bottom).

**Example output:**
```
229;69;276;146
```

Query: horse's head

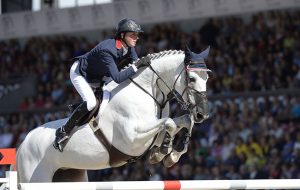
134;48;211;123
183;46;211;123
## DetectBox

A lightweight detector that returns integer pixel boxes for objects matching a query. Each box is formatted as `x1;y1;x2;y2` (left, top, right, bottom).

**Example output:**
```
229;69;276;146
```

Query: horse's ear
184;45;192;63
198;46;210;59
185;45;210;64
184;45;192;57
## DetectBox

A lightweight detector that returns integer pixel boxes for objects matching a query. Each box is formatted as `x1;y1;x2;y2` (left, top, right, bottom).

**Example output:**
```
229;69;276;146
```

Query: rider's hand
134;57;151;69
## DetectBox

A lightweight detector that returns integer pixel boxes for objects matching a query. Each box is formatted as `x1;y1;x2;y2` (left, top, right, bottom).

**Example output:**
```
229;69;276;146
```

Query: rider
53;18;149;152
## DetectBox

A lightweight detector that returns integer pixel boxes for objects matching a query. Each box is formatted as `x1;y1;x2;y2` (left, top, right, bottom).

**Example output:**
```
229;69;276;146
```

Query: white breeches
70;61;97;111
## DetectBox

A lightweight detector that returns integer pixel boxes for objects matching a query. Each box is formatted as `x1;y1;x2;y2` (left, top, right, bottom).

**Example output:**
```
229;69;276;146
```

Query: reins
130;56;193;118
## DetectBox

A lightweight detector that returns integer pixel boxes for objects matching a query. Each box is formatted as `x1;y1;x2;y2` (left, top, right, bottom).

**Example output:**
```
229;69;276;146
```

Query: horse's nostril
203;114;209;120
196;113;209;122
197;113;203;120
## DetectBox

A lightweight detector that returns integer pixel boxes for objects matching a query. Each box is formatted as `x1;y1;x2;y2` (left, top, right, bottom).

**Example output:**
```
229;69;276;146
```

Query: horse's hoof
173;128;190;152
147;147;165;164
160;146;172;155
148;153;162;164
160;132;173;155
163;153;179;168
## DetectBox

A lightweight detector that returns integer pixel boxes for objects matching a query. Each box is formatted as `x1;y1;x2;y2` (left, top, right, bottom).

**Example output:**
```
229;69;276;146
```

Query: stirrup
57;135;69;144
53;136;69;152
53;128;69;152
53;142;64;152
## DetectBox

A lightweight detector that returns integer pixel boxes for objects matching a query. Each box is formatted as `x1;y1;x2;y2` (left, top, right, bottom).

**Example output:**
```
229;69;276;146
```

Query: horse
16;47;211;182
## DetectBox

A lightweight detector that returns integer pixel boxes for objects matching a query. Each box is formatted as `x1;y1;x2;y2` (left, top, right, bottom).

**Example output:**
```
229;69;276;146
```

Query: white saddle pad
99;85;110;116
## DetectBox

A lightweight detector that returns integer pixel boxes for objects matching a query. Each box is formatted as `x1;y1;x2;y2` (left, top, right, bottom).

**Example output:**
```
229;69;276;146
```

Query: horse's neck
136;53;185;94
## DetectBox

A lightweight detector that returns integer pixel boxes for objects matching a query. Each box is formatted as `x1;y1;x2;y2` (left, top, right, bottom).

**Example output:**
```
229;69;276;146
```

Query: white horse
16;47;211;182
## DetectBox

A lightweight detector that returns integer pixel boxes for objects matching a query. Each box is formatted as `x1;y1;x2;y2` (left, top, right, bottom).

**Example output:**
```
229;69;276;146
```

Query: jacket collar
115;39;122;49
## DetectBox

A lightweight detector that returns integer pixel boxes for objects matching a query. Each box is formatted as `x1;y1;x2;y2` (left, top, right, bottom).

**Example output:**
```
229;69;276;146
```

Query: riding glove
135;57;151;69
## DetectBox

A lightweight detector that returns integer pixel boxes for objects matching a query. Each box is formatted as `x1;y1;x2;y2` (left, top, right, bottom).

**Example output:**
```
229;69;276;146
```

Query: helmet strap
120;32;130;48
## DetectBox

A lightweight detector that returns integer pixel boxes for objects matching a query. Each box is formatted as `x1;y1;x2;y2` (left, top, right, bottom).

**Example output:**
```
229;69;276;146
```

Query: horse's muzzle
190;91;209;123
194;110;209;123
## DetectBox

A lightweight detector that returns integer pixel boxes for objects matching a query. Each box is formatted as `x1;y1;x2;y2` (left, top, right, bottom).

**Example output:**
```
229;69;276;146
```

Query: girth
89;118;137;167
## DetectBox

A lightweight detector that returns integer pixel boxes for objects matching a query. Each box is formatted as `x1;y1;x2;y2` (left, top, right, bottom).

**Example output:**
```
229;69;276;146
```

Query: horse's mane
142;50;184;61
116;50;184;89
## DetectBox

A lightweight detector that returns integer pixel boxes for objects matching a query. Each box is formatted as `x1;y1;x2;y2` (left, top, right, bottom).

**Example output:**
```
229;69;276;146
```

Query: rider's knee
86;98;97;111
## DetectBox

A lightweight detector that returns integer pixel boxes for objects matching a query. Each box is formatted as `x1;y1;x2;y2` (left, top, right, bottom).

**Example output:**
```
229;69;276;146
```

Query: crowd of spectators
88;95;300;181
1;9;300;180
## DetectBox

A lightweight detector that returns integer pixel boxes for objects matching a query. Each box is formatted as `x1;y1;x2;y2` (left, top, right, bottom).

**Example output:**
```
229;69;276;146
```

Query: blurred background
1;0;300;181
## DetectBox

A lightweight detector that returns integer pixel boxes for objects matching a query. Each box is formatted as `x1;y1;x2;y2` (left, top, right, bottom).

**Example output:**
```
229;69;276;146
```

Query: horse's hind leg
53;169;88;182
28;160;57;182
17;143;53;182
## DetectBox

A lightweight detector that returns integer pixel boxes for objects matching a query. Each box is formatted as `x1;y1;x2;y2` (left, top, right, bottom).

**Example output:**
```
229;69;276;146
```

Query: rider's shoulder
96;38;118;55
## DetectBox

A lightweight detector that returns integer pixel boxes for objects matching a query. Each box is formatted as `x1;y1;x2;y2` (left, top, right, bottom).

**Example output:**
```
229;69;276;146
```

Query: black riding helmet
115;18;143;46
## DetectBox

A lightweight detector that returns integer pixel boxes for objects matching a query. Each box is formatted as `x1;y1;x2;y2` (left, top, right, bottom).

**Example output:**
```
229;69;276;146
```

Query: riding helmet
115;18;143;37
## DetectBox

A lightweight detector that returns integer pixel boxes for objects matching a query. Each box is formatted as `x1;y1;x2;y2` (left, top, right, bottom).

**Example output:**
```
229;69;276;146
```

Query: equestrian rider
53;18;149;152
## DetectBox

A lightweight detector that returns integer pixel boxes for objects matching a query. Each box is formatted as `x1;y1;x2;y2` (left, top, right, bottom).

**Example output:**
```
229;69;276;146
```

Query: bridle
130;60;207;117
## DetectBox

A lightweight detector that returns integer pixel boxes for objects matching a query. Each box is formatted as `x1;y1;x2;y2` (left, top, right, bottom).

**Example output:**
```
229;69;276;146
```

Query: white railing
1;172;300;190
0;171;17;190
18;179;300;190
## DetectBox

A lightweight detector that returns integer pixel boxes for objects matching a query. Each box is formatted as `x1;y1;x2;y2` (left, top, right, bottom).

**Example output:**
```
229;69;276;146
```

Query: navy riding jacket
75;38;138;84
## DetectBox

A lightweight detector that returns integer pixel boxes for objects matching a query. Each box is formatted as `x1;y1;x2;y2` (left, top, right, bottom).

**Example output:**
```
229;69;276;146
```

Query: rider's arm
101;50;136;84
130;47;139;62
130;48;139;71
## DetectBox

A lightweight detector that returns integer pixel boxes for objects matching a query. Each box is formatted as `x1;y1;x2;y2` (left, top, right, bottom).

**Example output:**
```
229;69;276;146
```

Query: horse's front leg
163;119;194;168
147;114;192;164
159;114;192;154
135;117;177;138
171;114;193;135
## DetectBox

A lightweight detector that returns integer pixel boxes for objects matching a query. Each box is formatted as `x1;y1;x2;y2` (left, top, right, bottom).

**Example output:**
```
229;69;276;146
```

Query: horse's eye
189;77;196;83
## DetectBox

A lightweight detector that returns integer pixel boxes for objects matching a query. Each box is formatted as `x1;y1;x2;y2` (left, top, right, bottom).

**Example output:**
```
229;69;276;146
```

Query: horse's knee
173;114;192;127
164;118;177;134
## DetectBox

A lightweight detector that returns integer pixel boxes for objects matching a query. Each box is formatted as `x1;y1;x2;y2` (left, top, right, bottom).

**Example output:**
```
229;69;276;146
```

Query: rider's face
124;32;139;47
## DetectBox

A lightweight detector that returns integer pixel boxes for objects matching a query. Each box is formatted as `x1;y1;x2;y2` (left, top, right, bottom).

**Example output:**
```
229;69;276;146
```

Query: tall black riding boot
53;101;89;152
